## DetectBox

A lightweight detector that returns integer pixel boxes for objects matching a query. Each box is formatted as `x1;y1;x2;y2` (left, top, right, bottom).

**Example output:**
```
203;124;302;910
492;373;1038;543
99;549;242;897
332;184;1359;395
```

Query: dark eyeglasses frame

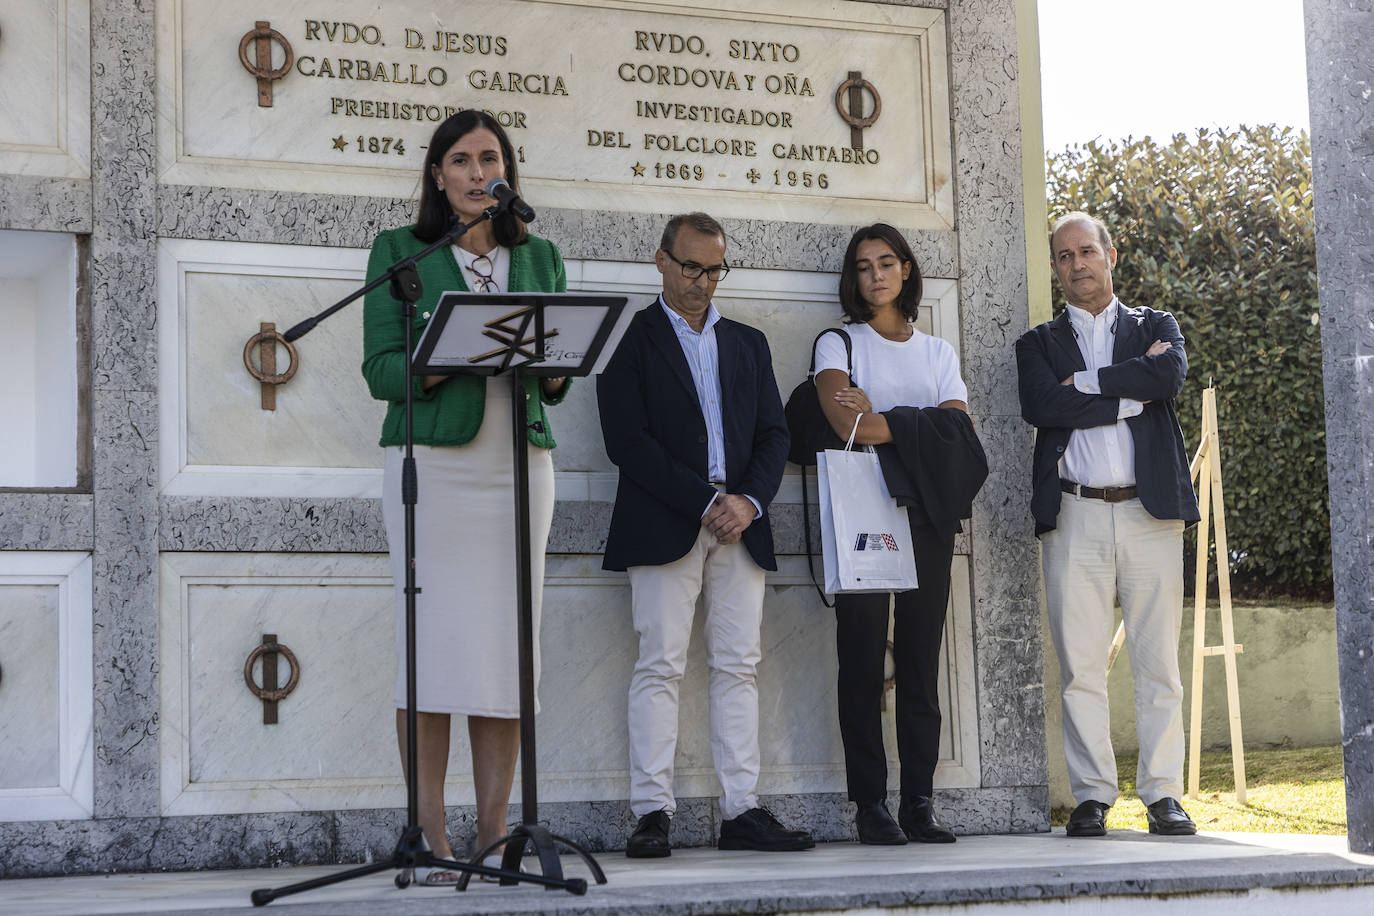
467;254;500;292
662;248;730;282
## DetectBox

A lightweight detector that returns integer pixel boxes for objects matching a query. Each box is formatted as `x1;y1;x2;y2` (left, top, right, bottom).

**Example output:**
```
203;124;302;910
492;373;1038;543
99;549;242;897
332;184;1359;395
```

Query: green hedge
1046;127;1329;597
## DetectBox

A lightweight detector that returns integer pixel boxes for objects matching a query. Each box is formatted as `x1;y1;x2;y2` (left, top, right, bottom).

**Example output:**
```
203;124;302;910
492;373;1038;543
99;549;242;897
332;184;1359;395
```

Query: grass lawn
1049;745;1347;833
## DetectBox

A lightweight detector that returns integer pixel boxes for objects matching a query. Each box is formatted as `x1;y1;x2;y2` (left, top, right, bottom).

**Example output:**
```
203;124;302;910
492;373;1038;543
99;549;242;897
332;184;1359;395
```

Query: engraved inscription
180;1;952;226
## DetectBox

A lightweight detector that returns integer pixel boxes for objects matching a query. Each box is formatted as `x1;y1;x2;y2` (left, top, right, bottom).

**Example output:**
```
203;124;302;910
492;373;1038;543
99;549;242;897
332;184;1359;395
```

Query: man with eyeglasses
598;212;809;856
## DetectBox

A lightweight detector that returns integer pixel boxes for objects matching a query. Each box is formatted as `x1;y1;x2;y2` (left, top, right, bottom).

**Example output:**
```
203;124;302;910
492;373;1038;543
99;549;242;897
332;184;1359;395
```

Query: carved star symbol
631;162;645;177
332;135;348;152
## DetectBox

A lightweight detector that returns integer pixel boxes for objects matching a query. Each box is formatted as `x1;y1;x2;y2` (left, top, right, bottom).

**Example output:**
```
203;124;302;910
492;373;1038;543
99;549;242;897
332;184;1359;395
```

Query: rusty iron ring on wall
835;76;882;129
242;327;299;386
239;23;294;81
244;641;300;703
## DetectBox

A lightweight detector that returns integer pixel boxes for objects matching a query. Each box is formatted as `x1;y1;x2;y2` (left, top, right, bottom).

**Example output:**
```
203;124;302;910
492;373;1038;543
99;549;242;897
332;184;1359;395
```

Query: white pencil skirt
382;381;554;717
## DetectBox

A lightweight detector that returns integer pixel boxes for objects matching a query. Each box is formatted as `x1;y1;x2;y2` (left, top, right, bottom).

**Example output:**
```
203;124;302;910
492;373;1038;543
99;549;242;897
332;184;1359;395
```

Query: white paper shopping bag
818;444;918;594
817;451;841;593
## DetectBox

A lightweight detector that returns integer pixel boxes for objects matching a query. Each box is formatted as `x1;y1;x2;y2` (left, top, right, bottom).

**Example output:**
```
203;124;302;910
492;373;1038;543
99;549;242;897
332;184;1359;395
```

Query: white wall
0;230;78;487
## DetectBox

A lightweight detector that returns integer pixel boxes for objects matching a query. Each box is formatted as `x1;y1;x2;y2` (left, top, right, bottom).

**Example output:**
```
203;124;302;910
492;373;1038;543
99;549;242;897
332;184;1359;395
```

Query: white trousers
1042;492;1186;806
626;525;766;820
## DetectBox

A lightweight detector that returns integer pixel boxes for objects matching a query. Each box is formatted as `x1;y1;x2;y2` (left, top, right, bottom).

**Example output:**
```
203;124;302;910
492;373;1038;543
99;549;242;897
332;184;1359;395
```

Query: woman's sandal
478;853;526;883
412;865;461;887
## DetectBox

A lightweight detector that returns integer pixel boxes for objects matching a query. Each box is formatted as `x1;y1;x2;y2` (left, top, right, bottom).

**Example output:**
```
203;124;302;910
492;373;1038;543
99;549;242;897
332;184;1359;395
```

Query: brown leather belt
1060;479;1138;503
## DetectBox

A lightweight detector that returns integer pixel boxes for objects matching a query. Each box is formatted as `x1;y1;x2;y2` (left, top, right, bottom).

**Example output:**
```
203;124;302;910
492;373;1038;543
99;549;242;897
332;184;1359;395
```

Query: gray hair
1050;211;1113;253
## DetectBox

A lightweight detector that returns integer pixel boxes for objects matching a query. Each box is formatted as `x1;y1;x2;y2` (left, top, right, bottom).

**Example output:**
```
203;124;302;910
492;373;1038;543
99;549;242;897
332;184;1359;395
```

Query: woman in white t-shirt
813;223;969;846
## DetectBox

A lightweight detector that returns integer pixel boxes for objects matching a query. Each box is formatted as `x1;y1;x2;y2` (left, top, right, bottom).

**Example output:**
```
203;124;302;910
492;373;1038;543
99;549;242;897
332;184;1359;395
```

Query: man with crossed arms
1016;211;1201;837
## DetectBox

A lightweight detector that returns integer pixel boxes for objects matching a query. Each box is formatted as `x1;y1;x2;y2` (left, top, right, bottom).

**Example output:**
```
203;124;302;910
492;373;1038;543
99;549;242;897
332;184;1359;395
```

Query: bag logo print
852;532;901;552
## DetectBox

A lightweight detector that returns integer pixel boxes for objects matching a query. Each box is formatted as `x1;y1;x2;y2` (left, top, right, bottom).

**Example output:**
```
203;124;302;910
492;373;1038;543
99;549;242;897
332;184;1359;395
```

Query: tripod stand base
248;823;580;905
456;823;606;892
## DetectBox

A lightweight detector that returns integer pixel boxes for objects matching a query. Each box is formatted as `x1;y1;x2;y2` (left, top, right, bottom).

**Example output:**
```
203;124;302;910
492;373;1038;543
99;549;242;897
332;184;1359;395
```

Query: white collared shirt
1059;299;1145;488
659;299;762;520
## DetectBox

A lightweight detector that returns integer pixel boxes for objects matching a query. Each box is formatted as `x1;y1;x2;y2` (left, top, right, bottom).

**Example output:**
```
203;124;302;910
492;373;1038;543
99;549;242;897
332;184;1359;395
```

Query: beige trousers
626;525;766;820
1042;492;1186;806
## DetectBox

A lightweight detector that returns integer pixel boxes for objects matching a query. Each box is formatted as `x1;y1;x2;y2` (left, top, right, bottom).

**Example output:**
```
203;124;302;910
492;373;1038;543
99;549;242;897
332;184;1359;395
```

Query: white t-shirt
813;322;968;412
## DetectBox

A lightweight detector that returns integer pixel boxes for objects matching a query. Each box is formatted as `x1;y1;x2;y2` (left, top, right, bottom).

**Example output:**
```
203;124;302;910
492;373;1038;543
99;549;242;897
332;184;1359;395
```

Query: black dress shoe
855;801;908;845
1065;800;1111;837
1146;798;1197;836
898;796;956;843
626;809;671;858
719;807;815;851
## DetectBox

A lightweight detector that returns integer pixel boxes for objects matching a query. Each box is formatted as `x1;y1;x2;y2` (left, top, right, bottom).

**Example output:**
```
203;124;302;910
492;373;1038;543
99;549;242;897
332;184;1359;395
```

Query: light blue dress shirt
659;298;761;520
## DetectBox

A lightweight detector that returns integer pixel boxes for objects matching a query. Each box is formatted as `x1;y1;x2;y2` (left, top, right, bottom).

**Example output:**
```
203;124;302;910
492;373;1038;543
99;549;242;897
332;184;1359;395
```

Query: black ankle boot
899;796;956;843
855;801;908;845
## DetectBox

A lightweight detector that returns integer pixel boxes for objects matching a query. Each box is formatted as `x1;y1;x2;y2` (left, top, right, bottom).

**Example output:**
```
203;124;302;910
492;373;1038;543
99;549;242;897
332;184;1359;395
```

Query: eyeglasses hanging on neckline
467;254;500;292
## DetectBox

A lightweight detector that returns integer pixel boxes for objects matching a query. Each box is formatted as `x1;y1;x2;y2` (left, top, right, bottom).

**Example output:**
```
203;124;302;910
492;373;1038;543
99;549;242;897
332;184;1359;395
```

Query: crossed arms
1016;310;1188;430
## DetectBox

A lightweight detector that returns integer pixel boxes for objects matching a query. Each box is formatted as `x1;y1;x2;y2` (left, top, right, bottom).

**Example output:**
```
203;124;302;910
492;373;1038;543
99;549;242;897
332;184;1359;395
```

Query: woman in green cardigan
361;110;569;885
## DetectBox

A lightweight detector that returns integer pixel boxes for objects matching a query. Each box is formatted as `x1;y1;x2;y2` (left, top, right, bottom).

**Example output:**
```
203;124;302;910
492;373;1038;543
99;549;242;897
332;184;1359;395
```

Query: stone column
1304;0;1374;855
90;0;161;818
948;0;1049;824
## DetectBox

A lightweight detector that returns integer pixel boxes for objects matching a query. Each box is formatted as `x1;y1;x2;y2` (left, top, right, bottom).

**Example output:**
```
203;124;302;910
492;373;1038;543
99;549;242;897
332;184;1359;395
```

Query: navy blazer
1015;300;1201;535
597;299;789;571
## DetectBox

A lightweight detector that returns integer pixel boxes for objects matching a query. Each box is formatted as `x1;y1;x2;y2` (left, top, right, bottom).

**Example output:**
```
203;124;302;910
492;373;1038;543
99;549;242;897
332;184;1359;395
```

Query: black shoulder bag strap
801;328;852;608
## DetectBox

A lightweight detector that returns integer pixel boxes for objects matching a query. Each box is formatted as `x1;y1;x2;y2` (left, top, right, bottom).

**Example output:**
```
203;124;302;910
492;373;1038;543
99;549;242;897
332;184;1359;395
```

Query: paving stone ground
1;831;1372;915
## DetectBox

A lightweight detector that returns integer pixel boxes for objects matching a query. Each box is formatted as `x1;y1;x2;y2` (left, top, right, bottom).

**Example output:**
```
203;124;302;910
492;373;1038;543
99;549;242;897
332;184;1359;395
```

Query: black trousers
834;520;954;802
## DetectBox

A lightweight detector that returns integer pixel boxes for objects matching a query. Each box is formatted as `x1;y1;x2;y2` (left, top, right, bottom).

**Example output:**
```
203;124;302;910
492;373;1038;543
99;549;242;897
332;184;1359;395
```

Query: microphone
484;177;536;223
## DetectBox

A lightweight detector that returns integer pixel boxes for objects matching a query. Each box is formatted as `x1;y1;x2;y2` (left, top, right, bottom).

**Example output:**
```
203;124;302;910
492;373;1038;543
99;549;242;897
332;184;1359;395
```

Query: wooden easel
1104;384;1246;802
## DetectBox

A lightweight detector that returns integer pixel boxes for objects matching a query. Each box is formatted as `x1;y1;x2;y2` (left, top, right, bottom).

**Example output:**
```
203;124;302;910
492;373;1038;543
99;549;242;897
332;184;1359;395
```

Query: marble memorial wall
0;0;1047;873
0;1;91;181
159;0;952;227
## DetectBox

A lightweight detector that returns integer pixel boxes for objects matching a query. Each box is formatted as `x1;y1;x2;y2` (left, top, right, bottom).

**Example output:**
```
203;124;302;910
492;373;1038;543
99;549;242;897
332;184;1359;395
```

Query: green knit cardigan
360;226;570;448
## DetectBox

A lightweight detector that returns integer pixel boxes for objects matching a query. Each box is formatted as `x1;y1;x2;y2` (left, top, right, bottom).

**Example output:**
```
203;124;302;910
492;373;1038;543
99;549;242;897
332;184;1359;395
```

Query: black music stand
249;212;598;905
412;290;628;890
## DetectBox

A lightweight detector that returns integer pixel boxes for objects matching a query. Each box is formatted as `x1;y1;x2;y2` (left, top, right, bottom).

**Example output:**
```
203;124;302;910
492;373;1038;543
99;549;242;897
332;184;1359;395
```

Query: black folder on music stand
414;290;629;889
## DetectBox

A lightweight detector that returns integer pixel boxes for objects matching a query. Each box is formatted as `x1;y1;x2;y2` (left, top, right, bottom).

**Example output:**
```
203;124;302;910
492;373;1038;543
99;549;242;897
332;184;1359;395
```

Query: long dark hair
413;110;529;246
838;223;923;324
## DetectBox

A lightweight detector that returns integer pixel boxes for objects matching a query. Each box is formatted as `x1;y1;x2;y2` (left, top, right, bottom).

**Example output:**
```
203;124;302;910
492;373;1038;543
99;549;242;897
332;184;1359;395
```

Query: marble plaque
538;555;979;802
157;239;385;498
0;0;91;179
0;586;60;790
158;552;398;816
156;0;951;228
0;552;93;822
159;238;958;499
156;552;977;815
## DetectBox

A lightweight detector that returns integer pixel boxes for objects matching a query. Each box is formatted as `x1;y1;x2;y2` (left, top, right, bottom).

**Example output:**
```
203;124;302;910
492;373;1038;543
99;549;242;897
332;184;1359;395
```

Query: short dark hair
659;212;725;253
838;223;923;324
1049;211;1112;254
413;110;529;246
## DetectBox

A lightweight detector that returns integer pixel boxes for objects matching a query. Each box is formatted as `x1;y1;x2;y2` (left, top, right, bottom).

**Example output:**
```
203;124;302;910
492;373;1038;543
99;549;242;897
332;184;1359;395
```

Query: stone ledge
157;495;972;556
0;175;92;234
0;493;94;550
0;831;1370;914
0;787;1042;878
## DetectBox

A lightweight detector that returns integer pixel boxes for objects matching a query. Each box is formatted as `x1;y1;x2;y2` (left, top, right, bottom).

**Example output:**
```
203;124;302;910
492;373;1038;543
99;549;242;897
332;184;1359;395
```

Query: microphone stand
249;208;587;905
